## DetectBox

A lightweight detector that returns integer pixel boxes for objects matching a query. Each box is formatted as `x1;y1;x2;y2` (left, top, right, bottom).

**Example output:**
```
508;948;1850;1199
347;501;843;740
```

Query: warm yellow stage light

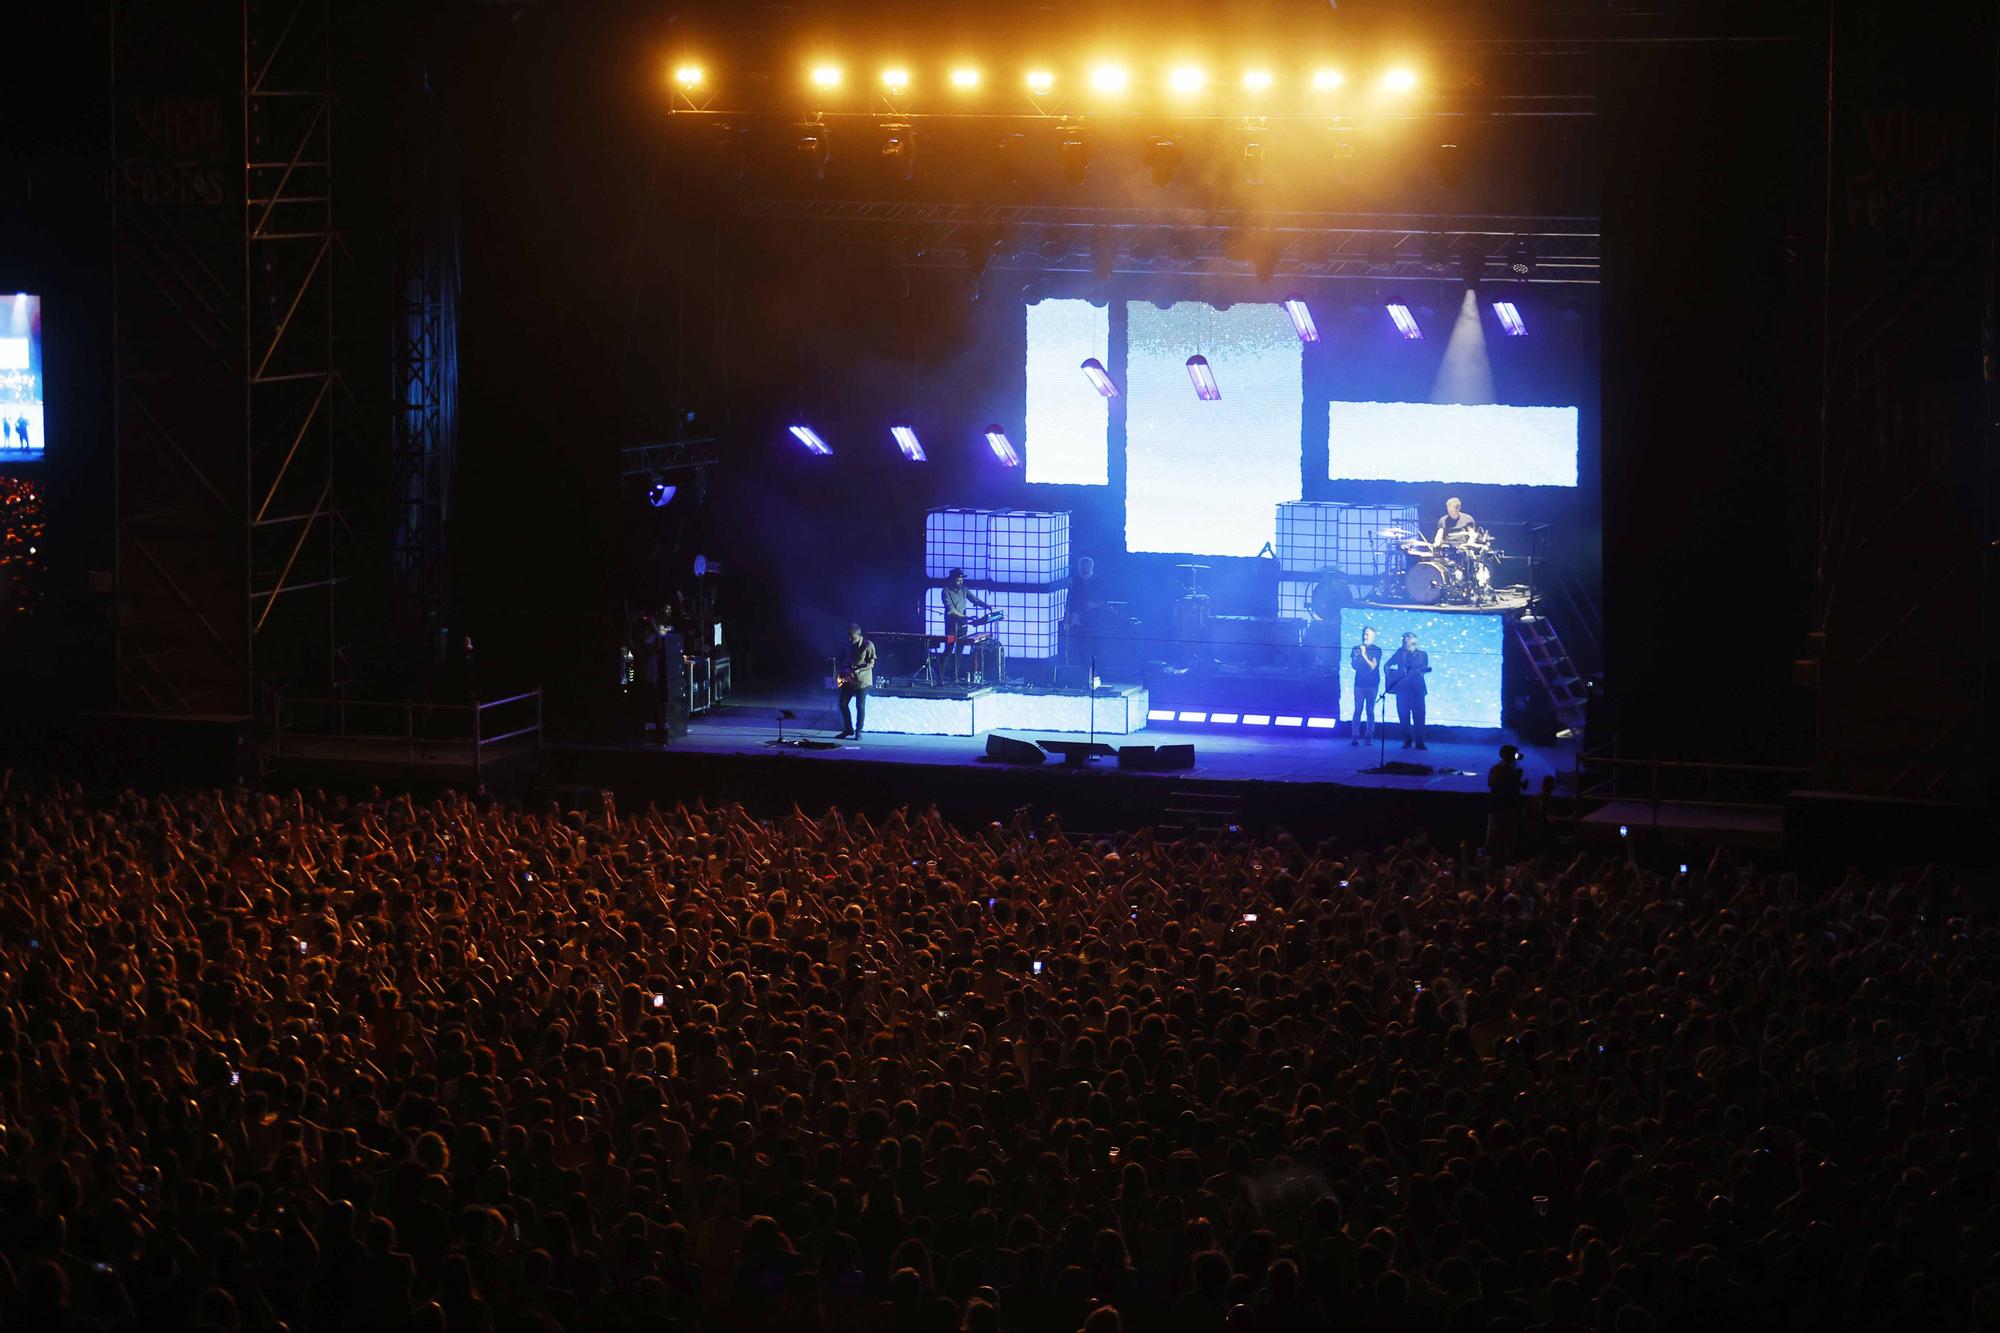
672;63;704;90
1026;69;1056;95
1168;65;1206;94
1090;64;1130;94
1312;68;1345;91
881;67;911;91
1381;67;1418;92
950;66;981;90
1242;68;1274;92
810;63;843;90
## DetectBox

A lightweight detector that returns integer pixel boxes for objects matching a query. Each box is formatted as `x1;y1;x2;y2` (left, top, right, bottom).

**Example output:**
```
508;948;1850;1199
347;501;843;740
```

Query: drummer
1433;496;1479;550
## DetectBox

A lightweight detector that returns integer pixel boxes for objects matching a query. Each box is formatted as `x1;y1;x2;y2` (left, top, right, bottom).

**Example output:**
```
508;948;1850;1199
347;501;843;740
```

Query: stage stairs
1511;613;1588;740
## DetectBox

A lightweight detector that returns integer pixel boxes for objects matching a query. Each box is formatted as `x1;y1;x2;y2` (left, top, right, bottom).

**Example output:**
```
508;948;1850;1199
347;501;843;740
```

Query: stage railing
1577;742;1810;825
272;689;543;780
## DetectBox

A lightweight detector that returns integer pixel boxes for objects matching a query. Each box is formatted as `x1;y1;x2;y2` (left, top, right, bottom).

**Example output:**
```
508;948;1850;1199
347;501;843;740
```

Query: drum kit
1373;526;1506;607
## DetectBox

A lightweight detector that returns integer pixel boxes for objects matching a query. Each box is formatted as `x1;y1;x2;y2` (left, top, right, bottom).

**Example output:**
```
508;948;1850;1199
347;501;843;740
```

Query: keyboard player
942;569;991;683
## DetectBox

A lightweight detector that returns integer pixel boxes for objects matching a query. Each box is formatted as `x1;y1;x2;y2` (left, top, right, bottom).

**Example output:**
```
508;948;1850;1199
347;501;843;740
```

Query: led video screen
1328;400;1578;487
1126;302;1301;557
0;294;44;463
1338;605;1504;730
1024;299;1109;486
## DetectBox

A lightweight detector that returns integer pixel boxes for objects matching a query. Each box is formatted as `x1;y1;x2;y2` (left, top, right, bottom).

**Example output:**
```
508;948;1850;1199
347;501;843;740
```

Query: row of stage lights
669;60;1424;102
785;293;1529;462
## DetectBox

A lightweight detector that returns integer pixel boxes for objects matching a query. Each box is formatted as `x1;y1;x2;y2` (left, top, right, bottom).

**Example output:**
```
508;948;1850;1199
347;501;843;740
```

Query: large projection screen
1328;401;1577;487
0;293;44;463
1024;299;1110;486
1127;303;1301;556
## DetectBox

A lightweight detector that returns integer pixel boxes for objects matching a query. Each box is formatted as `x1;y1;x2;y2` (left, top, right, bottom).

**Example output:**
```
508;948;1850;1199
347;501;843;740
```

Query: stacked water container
1274;501;1419;620
922;508;1070;662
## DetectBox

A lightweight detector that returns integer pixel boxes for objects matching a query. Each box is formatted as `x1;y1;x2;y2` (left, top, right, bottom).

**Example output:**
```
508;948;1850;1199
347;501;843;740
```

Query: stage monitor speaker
1118;743;1196;771
985;733;1046;765
1053;665;1091;690
1039;740;1116;767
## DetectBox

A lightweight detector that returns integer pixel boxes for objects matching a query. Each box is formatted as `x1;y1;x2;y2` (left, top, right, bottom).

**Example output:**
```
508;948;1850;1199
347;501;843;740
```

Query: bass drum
1405;560;1450;605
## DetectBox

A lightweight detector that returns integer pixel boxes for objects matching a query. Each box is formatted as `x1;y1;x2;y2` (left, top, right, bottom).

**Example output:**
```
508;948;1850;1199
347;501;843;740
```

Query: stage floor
652;690;1574;797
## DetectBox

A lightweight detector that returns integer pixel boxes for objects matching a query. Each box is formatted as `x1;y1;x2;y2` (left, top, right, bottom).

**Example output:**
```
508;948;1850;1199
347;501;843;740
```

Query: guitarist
942;568;991;683
1385;631;1432;750
835;623;876;739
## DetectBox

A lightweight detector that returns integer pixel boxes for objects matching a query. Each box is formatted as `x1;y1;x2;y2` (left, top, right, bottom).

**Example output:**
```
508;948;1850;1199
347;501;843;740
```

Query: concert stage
544;691;1575;846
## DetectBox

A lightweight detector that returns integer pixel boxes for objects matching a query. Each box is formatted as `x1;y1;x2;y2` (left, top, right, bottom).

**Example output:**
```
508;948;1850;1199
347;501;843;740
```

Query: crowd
0;775;1994;1332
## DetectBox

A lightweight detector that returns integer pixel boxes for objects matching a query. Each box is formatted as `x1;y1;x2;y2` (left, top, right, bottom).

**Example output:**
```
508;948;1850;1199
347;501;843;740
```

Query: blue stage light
1386;302;1423;339
891;425;928;462
983;424;1021;467
1080;357;1121;397
789;424;832;455
1283;296;1320;343
647;480;677;508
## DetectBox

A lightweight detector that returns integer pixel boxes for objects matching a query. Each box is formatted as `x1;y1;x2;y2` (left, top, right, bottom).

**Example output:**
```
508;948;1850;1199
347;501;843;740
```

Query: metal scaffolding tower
113;0;354;716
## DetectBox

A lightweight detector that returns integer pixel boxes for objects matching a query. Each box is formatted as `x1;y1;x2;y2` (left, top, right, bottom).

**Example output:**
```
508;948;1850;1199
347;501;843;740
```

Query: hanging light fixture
1186;355;1221;400
984;424;1021;467
1282;296;1320;343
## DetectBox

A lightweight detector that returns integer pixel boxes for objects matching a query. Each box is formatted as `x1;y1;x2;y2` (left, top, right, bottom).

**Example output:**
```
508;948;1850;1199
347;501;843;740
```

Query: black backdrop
1598;39;1820;763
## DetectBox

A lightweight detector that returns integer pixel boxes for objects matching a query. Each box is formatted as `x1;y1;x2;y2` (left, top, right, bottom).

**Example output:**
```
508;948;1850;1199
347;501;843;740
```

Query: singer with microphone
1385;631;1432;750
1349;626;1381;745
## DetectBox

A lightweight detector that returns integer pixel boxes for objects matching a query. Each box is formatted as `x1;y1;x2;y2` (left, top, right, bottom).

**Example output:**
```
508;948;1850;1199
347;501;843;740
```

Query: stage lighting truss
666;54;1586;121
735;200;1599;287
618;437;720;481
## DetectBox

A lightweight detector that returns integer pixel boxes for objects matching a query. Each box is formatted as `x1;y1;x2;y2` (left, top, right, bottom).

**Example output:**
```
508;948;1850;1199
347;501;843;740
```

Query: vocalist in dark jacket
1386;632;1431;750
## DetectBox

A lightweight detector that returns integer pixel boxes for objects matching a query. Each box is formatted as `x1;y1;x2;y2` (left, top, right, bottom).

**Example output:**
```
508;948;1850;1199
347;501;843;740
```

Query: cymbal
1174;563;1211;571
1378;527;1413;539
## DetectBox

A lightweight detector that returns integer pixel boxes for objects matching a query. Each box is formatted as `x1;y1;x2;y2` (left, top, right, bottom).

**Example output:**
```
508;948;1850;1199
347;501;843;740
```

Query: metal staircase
1512;614;1589;740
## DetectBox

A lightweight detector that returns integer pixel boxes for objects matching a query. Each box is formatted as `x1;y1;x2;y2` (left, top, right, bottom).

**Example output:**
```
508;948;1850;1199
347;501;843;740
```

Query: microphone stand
1378;686;1391;769
1088;655;1097;753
